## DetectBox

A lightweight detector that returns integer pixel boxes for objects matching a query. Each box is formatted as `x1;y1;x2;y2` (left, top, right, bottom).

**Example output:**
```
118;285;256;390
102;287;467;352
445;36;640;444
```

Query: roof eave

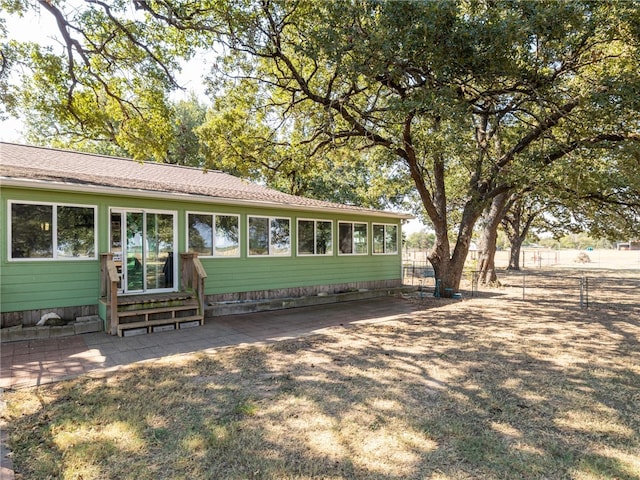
1;177;414;220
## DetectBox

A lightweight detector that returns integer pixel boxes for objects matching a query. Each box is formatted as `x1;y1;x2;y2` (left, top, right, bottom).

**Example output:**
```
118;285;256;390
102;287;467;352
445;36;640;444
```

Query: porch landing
116;291;195;308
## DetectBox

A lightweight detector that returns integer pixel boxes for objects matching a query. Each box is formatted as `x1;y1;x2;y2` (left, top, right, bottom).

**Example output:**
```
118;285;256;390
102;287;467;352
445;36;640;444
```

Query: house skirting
205;280;408;317
1;305;98;329
206;279;403;304
1;280;406;330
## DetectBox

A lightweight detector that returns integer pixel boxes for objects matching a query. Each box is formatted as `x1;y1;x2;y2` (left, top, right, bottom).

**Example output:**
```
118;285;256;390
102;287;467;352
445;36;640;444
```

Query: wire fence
402;262;478;298
402;262;437;286
402;261;640;311
498;270;640;311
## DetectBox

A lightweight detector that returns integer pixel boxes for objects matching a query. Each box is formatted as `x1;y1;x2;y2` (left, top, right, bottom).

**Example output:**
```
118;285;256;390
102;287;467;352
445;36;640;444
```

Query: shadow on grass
5;293;640;479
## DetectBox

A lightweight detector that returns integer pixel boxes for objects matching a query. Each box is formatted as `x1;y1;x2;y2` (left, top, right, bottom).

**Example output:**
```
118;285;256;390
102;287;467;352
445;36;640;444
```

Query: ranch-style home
1;142;411;336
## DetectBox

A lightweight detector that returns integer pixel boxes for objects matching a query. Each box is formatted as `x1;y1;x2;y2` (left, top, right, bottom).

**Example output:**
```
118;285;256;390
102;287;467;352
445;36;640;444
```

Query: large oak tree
3;0;639;295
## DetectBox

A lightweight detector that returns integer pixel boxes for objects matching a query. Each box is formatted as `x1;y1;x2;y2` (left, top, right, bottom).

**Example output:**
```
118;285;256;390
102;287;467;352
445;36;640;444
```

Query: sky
1;7;210;143
1;8;57;142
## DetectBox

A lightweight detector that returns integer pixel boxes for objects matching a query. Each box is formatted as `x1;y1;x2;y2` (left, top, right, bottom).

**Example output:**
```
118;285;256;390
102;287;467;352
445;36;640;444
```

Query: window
187;213;239;257
10;202;96;260
298;219;333;255
338;222;368;255
249;216;291;256
373;223;398;254
215;215;240;256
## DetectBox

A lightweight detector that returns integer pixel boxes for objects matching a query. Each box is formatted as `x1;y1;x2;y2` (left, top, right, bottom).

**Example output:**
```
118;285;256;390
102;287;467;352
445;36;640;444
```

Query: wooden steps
101;292;204;336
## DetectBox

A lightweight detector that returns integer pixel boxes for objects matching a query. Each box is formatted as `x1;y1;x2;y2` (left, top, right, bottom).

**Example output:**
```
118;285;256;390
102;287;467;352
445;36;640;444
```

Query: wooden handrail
181;253;208;318
100;253;119;335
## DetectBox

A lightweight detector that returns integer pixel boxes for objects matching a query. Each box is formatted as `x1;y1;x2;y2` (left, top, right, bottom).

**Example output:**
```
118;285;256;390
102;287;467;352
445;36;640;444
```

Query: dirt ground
4;275;639;479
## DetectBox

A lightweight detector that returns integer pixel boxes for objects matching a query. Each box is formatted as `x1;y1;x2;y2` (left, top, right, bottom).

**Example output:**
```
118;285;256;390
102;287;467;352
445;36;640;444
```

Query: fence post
522;273;526;300
472;271;478;297
585;276;589;309
579;275;590;309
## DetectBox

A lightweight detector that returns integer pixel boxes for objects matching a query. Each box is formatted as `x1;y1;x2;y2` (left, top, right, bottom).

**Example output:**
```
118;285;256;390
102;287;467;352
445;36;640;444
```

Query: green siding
1;185;403;313
1;261;99;311
201;254;400;295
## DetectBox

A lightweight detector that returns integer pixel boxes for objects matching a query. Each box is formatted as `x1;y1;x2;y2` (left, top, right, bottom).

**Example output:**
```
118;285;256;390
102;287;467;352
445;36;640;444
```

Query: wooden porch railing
181;253;208;317
100;253;120;335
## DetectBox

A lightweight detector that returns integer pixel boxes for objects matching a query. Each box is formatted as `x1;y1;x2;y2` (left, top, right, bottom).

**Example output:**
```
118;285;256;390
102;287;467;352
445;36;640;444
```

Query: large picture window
373;223;398;254
298;219;333;255
10;202;96;260
187;213;239;257
249;216;291;256
338;221;368;255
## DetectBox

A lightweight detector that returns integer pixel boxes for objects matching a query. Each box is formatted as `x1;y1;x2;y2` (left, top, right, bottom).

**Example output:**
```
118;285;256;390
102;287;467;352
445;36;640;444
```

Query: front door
110;209;177;294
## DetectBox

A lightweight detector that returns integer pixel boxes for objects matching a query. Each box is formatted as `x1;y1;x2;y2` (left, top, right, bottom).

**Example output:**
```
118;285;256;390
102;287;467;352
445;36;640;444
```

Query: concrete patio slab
0;297;420;390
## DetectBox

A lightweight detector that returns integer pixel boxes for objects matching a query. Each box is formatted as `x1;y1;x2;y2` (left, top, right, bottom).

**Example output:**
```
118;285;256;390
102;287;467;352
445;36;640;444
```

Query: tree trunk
428;201;481;297
426;197;452;297
477;192;509;284
502;197;539;271
403;120;485;298
507;235;523;270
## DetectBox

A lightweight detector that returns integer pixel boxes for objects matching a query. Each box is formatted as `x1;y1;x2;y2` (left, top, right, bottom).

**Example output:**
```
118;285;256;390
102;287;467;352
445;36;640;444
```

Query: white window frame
297;218;334;256
8;200;98;261
247;215;291;257
338;221;369;256
372;223;399;255
109;207;178;294
186;211;241;258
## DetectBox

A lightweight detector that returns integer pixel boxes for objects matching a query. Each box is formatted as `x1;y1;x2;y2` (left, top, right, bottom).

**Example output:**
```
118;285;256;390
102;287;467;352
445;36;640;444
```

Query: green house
1;142;411;335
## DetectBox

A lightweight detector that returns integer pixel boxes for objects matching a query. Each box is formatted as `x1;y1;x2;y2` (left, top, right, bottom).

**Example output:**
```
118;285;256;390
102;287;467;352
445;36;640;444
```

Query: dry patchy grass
3;286;639;479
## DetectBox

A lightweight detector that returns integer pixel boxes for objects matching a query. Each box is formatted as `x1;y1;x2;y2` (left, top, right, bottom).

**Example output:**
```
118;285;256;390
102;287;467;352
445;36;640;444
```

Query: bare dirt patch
3;284;639;479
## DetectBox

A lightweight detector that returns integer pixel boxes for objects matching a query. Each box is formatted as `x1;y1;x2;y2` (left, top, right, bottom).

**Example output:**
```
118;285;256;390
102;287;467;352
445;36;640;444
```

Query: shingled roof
0;142;411;218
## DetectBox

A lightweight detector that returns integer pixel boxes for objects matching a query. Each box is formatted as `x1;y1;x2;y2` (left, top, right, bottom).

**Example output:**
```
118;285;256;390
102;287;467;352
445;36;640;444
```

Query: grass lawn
3;286;639;479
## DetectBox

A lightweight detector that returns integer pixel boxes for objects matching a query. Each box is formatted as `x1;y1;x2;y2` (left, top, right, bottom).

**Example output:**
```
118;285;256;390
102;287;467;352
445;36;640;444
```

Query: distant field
404;248;640;272
496;248;640;271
